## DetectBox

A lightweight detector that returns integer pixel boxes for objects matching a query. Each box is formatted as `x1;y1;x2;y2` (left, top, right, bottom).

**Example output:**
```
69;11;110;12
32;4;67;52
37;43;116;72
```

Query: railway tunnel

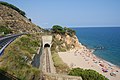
42;36;52;48
44;43;50;48
40;35;56;73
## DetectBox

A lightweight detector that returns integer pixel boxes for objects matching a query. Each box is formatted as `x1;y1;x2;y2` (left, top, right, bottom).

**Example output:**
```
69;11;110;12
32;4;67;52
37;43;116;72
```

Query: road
0;34;25;55
0;36;17;49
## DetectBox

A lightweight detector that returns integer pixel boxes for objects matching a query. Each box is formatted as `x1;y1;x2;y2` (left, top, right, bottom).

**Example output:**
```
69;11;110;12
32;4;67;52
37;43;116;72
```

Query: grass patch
51;51;69;74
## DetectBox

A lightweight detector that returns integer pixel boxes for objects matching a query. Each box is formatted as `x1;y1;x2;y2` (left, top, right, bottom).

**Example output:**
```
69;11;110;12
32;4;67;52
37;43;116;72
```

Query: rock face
0;4;42;33
54;34;82;51
65;35;82;48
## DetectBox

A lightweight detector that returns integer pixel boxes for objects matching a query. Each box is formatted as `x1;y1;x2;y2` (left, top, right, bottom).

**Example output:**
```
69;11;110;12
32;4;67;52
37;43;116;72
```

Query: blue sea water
73;27;120;67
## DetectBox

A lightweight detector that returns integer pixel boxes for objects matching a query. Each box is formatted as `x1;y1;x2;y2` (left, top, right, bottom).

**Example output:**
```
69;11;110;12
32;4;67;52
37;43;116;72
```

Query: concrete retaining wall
43;73;82;80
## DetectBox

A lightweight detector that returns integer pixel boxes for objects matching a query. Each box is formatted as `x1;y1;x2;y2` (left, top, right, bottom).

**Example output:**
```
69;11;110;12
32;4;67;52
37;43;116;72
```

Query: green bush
0;1;26;17
0;26;12;34
68;68;108;80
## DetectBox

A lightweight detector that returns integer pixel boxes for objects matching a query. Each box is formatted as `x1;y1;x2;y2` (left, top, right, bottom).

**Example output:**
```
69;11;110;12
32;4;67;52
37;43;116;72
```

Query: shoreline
81;43;120;69
91;48;120;69
58;42;120;80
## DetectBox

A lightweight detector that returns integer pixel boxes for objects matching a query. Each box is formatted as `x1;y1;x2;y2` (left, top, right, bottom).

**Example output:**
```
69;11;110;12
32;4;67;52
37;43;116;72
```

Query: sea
73;27;120;67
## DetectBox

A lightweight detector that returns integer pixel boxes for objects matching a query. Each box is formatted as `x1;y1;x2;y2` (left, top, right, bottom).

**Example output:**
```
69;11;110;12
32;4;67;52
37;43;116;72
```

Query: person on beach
110;69;116;77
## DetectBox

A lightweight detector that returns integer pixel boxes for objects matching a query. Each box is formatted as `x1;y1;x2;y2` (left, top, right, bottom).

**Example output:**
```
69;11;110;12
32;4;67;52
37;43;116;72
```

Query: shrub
0;26;12;34
68;68;109;80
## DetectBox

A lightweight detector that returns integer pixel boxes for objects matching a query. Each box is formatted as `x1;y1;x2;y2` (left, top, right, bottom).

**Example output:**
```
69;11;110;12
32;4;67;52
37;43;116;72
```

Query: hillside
0;2;42;34
0;2;42;80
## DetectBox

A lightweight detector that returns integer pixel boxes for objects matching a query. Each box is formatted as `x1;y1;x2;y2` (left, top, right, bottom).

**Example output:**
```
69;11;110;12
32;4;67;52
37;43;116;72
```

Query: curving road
0;33;25;55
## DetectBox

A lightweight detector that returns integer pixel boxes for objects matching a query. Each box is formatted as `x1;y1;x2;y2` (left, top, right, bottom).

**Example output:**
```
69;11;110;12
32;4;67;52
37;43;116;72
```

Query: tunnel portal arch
44;43;50;47
42;36;52;48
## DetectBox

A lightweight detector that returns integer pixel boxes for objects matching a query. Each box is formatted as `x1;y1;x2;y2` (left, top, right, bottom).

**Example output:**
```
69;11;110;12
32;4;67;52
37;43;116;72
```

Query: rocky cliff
51;31;83;74
0;3;42;34
53;33;82;52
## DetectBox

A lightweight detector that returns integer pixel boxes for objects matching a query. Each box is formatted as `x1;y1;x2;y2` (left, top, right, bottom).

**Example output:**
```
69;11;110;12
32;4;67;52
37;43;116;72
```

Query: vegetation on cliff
51;25;76;37
68;68;108;80
0;1;26;17
0;34;41;80
51;25;79;52
0;26;12;35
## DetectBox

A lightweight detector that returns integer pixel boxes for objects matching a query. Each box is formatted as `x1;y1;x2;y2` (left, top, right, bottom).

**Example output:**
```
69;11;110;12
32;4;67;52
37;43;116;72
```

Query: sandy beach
58;45;120;80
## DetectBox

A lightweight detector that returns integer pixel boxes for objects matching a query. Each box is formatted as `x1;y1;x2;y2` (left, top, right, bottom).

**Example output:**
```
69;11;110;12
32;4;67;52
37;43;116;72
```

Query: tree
28;18;31;22
52;25;65;34
64;27;76;36
51;25;76;36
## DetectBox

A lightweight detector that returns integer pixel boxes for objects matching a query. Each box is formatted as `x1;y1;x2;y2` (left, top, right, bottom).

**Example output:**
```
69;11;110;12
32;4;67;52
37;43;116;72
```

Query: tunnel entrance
44;43;50;47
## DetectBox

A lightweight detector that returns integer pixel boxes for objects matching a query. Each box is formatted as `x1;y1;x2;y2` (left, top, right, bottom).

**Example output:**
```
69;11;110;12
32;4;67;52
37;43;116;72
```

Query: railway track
44;47;51;73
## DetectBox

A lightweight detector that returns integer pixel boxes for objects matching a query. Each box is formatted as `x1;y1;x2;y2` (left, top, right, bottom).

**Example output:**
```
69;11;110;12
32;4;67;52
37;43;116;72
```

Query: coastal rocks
65;35;82;49
65;35;71;45
55;34;62;40
54;34;82;51
61;43;66;47
94;46;105;50
73;36;82;48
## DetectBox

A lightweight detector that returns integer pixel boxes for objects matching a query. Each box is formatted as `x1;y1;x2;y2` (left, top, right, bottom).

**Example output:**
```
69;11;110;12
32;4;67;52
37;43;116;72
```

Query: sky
1;0;120;28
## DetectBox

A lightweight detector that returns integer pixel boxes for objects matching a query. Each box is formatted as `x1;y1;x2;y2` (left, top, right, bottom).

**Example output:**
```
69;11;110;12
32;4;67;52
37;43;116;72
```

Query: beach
58;45;120;80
